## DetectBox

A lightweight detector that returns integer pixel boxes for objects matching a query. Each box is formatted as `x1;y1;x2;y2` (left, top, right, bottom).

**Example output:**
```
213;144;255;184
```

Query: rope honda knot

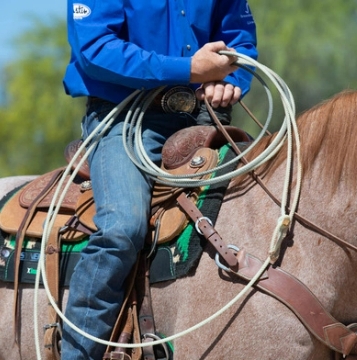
269;214;291;264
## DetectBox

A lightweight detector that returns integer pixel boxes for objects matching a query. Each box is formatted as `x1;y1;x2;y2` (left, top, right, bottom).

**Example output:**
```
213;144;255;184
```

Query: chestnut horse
1;90;357;360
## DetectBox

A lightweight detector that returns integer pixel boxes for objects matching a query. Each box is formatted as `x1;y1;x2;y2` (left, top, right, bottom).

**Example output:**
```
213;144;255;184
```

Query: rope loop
33;52;301;358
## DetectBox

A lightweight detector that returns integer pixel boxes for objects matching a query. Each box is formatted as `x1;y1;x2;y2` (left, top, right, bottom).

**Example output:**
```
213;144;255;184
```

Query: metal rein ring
215;244;240;272
142;333;170;359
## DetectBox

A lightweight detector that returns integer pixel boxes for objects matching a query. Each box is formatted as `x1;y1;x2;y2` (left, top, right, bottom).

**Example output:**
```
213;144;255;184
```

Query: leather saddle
0;125;249;245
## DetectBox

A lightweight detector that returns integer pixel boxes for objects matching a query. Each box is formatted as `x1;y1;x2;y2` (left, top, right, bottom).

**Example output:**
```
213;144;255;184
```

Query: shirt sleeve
68;0;258;94
212;0;258;96
69;0;192;90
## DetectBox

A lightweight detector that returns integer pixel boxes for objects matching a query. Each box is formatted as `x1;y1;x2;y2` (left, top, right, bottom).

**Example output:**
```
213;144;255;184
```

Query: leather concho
150;146;218;244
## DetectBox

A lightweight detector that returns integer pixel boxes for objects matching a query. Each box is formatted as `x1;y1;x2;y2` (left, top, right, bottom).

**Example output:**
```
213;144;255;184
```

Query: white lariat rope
33;51;302;358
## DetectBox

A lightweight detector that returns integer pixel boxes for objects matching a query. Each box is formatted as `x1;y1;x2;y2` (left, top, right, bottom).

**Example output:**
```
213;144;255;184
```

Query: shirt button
181;10;185;16
186;44;191;50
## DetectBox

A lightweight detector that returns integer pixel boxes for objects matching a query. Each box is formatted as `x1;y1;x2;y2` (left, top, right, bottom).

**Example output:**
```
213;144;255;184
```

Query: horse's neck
216;163;357;319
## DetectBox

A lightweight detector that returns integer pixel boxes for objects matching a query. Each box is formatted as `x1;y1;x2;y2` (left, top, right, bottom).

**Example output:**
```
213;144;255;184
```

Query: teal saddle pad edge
149;143;239;284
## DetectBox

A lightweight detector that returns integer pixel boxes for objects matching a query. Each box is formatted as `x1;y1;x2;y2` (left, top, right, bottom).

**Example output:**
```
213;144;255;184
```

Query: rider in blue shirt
62;1;257;359
64;0;257;103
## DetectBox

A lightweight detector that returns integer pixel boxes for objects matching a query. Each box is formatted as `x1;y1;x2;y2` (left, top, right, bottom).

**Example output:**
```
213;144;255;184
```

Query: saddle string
33;52;299;355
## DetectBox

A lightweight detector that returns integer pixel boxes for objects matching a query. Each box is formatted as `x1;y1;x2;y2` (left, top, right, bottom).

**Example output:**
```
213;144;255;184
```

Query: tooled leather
161;125;249;170
19;168;83;211
151;146;218;207
64;139;91;180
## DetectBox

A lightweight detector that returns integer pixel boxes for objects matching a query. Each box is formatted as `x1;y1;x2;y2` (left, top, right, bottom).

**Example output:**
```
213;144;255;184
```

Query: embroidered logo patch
241;0;255;25
73;3;91;19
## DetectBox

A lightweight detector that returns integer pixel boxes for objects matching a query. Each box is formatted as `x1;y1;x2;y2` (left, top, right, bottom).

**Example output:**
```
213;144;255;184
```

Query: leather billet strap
103;258;142;360
176;192;238;271
43;225;62;360
177;191;357;356
137;256;156;360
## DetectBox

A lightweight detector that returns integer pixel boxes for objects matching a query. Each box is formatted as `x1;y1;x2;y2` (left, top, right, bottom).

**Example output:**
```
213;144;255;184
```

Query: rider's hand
196;81;242;108
190;41;238;84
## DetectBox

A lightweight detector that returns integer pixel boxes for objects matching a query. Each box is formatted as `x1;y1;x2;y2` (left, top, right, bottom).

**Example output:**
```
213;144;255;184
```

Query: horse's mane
236;90;357;192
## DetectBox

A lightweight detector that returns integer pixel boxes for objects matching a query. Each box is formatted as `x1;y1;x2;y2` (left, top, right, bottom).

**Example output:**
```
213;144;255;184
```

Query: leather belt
87;86;199;114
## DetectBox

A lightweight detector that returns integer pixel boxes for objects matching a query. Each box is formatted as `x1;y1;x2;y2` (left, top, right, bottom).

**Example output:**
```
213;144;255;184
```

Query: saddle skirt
0;171;86;241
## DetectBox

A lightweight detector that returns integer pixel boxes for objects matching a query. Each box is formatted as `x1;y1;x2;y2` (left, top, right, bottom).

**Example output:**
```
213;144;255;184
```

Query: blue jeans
61;100;196;360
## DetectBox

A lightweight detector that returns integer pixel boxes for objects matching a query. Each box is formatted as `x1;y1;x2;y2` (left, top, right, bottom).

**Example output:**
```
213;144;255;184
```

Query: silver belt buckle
161;86;197;114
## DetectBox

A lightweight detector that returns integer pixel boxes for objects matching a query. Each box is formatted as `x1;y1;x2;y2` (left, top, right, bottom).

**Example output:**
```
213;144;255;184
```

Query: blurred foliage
0;17;84;177
235;0;357;136
0;2;356;176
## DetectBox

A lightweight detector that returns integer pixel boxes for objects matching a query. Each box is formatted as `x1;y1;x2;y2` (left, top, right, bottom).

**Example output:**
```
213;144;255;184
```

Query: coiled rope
33;51;301;357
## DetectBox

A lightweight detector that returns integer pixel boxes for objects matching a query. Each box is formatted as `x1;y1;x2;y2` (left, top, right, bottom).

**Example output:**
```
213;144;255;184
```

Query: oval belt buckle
161;86;197;114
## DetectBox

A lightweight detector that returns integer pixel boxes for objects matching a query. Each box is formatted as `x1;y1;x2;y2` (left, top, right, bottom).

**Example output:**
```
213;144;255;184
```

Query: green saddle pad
149;143;240;283
0;232;88;286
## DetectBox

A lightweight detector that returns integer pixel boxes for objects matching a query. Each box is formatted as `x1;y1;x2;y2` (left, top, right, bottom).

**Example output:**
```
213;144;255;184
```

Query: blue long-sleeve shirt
63;0;258;104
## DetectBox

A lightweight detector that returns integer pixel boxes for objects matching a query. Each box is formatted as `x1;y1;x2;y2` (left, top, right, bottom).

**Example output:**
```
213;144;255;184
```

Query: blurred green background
0;1;356;176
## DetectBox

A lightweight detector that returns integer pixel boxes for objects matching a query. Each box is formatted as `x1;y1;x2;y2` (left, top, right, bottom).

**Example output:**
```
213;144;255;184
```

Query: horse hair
236;90;357;194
